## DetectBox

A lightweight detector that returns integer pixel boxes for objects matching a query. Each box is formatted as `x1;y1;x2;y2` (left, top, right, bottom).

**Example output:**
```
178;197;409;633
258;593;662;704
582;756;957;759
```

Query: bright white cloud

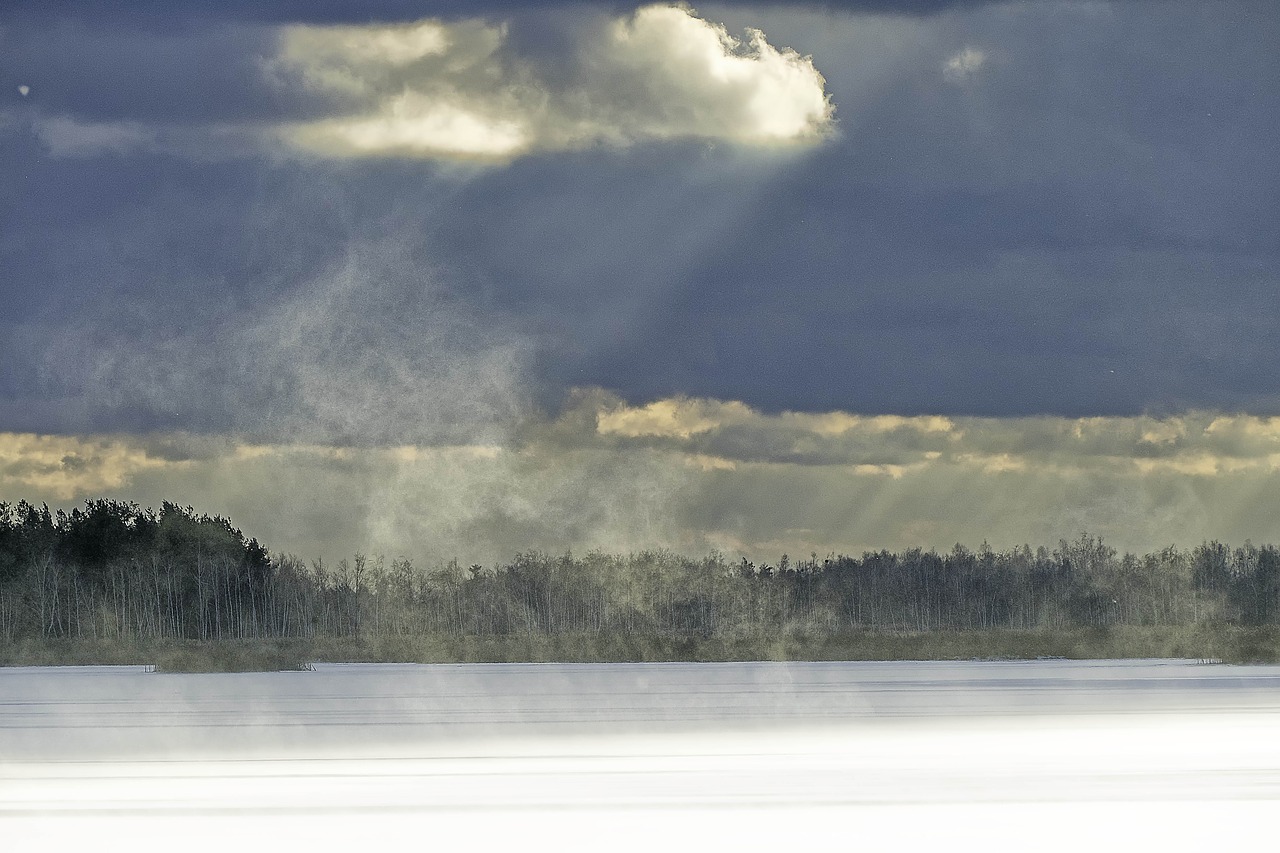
274;3;834;160
602;4;834;144
289;95;530;159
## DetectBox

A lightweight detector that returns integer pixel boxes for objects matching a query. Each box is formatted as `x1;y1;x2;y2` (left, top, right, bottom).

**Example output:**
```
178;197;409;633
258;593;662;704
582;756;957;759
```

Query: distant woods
3;499;1280;650
0;500;271;643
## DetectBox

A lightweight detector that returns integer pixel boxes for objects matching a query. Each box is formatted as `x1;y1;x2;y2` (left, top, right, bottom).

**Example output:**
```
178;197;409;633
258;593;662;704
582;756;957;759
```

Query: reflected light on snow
4;661;1280;851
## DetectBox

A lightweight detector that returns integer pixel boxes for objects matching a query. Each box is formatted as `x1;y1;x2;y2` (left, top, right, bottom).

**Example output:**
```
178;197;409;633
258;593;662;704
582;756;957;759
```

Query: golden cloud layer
0;434;186;500
8;400;1280;563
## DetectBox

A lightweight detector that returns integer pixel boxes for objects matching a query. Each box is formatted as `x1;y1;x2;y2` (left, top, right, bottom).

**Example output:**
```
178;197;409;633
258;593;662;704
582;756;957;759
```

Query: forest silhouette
3;499;1278;668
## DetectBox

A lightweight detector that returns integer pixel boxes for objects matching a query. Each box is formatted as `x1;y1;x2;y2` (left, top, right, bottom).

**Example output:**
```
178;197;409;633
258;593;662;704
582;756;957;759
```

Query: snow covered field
4;659;1280;851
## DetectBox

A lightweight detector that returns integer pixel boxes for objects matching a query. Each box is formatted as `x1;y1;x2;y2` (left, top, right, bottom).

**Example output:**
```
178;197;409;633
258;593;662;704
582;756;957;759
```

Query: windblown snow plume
274;4;834;160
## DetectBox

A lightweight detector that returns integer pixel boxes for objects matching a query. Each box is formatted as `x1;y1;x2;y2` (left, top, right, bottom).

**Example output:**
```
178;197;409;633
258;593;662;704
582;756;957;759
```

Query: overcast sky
4;1;1278;564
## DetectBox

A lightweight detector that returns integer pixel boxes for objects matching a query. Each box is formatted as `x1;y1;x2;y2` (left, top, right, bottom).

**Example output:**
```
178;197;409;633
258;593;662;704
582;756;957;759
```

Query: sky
3;0;1279;565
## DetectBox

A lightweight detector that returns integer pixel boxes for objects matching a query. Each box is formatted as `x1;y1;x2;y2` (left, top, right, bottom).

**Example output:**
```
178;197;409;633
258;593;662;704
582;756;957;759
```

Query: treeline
0;500;271;642
3;499;1280;649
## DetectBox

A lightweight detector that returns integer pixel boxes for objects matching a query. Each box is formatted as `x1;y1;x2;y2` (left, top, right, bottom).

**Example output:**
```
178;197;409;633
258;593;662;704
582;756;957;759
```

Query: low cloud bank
8;393;1280;566
585;393;1280;472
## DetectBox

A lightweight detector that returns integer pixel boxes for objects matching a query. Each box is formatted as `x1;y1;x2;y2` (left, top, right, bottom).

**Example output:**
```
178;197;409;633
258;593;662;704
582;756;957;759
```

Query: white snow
3;659;1279;851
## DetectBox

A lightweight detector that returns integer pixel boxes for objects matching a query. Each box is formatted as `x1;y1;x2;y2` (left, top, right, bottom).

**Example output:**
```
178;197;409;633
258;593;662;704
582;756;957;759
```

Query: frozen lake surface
4;659;1280;850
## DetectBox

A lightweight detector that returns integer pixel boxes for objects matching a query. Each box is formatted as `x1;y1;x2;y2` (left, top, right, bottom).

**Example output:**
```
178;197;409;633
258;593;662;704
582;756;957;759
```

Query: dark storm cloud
495;0;1280;417
3;0;1279;436
9;0;1280;567
0;23;288;125
5;1;1034;30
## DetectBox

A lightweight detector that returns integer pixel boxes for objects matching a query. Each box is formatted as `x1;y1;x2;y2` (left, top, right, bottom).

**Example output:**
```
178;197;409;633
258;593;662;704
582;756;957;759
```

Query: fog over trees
3;499;1279;652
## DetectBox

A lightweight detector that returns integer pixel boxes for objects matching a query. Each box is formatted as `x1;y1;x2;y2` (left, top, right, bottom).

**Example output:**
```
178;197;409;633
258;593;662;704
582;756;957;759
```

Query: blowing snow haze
3;1;1279;565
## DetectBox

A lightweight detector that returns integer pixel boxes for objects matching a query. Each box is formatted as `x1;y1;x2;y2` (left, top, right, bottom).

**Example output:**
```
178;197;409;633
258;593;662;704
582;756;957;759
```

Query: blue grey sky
3;1;1279;561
